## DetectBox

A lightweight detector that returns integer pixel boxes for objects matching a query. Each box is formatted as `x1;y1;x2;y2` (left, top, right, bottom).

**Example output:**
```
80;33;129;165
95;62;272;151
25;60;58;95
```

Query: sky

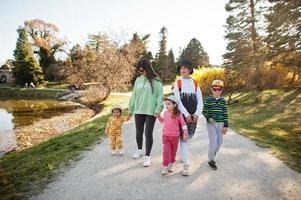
0;0;229;65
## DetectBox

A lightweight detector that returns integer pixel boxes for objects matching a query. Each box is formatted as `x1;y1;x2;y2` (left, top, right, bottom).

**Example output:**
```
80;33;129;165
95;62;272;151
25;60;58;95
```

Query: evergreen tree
179;38;209;68
13;28;44;85
166;49;176;79
154;26;169;80
265;0;300;56
265;0;301;81
223;0;266;89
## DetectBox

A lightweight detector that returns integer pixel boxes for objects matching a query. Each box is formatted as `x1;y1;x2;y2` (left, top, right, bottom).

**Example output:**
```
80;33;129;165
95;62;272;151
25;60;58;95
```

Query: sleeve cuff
183;112;190;117
155;109;162;113
195;109;203;116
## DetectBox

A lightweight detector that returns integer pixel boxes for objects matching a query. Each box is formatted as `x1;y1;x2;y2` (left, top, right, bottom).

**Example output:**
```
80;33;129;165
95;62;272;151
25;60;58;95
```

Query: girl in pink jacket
157;95;188;175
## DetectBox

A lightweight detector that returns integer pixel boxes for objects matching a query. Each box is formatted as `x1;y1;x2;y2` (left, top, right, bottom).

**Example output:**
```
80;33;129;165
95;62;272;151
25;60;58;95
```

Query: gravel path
33;116;301;200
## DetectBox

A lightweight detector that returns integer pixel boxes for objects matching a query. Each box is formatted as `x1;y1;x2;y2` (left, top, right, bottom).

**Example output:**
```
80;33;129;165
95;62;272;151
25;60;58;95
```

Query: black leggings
134;114;156;156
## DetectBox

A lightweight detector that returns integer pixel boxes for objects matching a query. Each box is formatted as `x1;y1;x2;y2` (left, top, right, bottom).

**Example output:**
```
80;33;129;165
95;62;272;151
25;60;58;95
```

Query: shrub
192;67;226;95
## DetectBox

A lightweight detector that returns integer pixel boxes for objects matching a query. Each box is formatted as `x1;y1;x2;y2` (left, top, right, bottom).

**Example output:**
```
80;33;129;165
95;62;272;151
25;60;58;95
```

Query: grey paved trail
33;117;301;200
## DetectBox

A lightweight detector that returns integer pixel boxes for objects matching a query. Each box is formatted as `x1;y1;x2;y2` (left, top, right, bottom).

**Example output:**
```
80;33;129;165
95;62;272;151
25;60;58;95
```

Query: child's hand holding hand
126;115;131;121
208;118;215;124
182;134;188;141
186;115;193;123
192;114;199;123
127;113;132;121
221;127;228;135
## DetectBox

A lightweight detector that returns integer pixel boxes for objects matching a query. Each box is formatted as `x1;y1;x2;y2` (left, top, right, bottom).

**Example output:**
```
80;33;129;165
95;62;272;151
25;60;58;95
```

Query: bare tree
67;33;141;108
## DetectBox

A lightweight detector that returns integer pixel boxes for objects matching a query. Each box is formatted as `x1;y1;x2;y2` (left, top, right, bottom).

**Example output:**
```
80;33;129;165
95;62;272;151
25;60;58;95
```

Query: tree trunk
249;0;257;54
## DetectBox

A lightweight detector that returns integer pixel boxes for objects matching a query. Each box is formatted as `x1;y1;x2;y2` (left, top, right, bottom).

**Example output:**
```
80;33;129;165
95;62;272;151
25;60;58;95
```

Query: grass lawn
0;85;69;99
228;87;301;172
43;82;69;90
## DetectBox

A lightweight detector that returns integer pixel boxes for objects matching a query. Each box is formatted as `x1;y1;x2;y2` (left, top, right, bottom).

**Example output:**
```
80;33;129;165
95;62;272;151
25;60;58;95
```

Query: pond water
0;99;80;152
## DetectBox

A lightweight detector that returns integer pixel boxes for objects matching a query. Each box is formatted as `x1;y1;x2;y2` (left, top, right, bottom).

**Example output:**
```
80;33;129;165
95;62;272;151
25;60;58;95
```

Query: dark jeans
183;114;197;138
134;114;156;156
186;122;197;138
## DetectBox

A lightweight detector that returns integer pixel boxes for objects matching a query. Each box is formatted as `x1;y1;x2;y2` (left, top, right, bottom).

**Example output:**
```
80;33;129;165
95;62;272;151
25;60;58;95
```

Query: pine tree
166;49;176;80
265;0;301;82
223;0;266;89
154;26;169;80
265;0;300;56
179;38;209;68
13;28;44;85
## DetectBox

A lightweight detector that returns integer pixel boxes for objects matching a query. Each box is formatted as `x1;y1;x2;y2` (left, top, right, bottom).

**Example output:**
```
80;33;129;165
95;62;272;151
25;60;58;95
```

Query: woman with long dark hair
128;58;164;167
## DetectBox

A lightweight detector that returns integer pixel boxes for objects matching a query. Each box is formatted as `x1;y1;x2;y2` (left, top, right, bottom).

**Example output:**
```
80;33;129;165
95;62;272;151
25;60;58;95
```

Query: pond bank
0;86;95;155
15;108;95;151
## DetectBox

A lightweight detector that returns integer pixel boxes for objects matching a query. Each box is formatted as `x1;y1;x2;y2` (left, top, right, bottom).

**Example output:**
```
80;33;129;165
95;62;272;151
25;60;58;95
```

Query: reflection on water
0;99;79;153
0;99;78;126
0;109;17;152
0;108;14;131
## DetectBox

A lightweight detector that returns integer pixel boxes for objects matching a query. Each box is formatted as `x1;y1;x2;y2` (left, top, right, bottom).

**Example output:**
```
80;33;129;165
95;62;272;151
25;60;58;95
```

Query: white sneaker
178;156;184;163
132;149;143;159
168;163;174;172
111;150;117;155
143;156;151;167
181;162;190;176
118;148;124;155
161;166;168;175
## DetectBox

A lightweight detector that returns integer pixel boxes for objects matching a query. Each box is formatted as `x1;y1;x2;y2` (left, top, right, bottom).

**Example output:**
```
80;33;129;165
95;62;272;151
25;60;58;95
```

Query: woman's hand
182;134;188;141
186;115;193;123
154;112;161;118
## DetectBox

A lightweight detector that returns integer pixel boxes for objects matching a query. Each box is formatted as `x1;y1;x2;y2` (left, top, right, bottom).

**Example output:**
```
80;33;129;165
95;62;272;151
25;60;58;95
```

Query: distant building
0;69;14;84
